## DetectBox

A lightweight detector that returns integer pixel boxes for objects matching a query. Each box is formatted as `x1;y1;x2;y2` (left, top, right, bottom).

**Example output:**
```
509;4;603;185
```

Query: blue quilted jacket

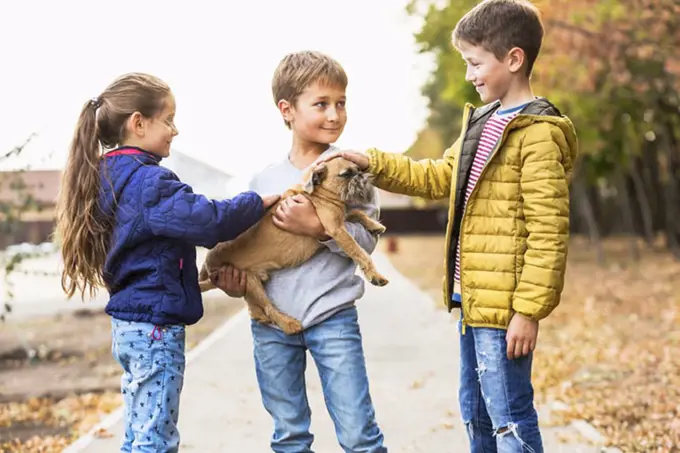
99;147;264;326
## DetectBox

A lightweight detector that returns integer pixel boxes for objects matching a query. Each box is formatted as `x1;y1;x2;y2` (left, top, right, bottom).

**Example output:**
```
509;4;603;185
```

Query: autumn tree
407;0;680;261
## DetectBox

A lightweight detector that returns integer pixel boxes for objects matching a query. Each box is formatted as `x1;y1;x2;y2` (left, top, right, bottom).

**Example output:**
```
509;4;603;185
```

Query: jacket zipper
451;106;474;335
458;116;520;335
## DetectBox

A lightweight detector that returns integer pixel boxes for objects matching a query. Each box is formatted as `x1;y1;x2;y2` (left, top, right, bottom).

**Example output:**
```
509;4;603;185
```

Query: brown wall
379;208;448;235
0;220;55;249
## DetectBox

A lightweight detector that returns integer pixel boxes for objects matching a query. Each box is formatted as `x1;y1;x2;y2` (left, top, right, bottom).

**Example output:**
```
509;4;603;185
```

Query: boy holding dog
215;50;388;453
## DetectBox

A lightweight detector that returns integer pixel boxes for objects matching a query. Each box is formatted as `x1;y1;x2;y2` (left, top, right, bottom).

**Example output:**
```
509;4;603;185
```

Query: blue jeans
459;320;543;453
251;306;387;453
111;319;186;453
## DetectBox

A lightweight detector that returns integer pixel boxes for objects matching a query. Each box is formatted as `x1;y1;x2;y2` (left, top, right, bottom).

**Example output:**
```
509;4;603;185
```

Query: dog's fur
198;157;388;335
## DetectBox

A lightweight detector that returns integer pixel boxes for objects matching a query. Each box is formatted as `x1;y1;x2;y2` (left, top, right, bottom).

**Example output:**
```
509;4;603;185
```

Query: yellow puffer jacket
367;98;578;330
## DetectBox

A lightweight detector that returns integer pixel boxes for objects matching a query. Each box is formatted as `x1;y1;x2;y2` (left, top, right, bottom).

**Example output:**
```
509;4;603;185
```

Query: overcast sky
0;0;433;191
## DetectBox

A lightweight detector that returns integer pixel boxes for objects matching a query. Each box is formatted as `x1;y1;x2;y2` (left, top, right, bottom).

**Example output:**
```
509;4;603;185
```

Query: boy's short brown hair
272;50;348;128
453;0;544;76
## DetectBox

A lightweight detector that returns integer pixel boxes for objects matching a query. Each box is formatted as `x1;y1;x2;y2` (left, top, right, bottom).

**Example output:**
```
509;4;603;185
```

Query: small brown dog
198;157;388;335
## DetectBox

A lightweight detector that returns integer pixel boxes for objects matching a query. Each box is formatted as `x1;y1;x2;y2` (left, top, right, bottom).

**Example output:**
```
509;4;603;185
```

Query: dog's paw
250;314;272;325
369;224;387;235
368;273;389;287
281;317;304;336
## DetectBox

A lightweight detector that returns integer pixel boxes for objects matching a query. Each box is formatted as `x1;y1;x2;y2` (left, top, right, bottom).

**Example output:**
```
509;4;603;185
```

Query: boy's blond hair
272;50;348;128
453;0;544;76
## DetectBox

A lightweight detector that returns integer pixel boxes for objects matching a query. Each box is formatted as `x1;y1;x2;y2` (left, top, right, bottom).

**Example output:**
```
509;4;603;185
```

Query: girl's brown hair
55;72;171;299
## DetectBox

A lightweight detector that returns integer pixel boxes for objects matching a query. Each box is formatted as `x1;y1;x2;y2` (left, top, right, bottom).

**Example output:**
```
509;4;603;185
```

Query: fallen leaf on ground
383;235;680;453
93;427;114;438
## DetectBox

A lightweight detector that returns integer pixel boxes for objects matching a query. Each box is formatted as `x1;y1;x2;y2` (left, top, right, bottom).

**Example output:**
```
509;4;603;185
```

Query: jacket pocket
178;258;189;300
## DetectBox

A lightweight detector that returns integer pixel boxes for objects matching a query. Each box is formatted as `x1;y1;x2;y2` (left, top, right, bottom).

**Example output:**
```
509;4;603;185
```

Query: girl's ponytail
56;99;111;299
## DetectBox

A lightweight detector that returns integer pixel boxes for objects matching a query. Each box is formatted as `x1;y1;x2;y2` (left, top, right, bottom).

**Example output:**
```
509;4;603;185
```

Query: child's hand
271;194;329;240
506;313;539;360
315;149;369;171
261;194;281;210
211;265;246;298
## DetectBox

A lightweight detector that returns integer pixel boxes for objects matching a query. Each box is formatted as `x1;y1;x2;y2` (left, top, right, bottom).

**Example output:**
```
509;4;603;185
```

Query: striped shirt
452;103;528;301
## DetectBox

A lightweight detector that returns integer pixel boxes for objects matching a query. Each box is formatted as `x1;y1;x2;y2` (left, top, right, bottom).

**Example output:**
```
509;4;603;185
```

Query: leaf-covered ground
0;296;242;453
379;235;680;453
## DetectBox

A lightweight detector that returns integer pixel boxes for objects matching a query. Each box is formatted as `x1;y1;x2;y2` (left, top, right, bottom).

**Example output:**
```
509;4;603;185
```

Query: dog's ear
303;164;328;194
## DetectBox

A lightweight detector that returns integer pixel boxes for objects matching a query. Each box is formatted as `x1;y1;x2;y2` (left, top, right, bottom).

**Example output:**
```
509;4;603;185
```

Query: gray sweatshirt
249;146;380;329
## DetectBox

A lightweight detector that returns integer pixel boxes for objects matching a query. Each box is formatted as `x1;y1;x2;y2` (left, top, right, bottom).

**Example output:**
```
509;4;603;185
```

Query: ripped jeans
458;320;543;453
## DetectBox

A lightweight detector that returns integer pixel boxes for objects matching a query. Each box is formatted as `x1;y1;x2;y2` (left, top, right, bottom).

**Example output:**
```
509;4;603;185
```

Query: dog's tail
198;263;216;293
198;262;209;281
199;278;216;293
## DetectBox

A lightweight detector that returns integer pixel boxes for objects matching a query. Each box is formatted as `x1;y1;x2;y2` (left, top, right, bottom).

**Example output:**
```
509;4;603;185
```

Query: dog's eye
339;169;355;178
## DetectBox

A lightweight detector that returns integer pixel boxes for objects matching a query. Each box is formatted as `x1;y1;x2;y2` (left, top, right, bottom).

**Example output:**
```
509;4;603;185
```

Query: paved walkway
65;253;603;453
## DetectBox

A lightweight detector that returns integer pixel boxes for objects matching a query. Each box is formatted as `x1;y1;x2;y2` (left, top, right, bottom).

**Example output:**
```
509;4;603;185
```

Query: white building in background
163;149;235;199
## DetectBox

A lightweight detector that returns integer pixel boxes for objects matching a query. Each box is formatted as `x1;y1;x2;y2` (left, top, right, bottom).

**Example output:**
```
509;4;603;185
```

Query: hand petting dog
315;149;369;171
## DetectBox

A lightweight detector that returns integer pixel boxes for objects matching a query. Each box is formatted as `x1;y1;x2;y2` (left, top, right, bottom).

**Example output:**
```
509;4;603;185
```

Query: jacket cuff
366;148;382;174
512;296;555;322
236;191;265;223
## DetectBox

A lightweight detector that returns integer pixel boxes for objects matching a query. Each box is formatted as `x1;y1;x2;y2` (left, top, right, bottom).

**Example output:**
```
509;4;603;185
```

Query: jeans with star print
111;318;186;453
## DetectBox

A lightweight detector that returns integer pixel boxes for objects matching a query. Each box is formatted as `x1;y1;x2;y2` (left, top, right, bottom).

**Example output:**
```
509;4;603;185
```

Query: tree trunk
614;163;640;261
662;120;680;258
574;167;606;265
629;156;655;246
642;141;665;232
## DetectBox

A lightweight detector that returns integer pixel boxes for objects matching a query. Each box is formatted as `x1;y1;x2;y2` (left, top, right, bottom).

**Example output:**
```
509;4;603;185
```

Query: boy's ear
278;99;293;126
303;164;328;194
507;47;526;74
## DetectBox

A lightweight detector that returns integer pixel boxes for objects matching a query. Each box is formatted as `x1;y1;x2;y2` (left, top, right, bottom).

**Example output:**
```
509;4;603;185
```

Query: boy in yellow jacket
319;1;578;451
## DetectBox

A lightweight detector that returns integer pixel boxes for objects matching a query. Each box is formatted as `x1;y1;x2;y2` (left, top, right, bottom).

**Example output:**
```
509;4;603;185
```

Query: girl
56;72;278;452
